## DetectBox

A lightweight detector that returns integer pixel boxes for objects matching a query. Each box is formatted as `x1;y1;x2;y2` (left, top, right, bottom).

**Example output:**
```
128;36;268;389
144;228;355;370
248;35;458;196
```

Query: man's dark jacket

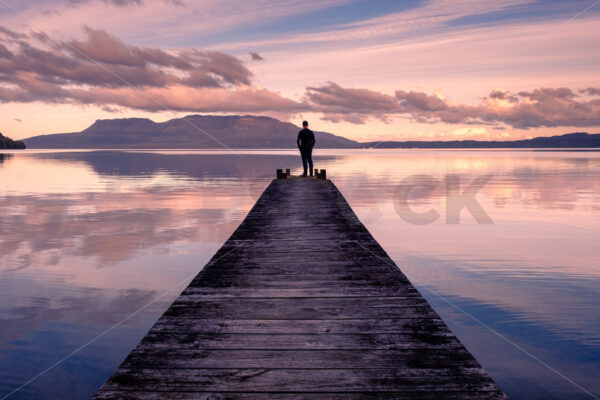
297;128;315;149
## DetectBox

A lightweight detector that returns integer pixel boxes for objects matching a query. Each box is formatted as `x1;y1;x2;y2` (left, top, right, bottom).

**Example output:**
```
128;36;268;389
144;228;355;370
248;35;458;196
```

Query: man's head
302;120;308;128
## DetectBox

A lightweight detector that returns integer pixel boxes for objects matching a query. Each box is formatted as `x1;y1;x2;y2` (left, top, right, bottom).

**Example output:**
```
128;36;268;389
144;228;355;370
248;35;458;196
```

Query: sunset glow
1;0;599;141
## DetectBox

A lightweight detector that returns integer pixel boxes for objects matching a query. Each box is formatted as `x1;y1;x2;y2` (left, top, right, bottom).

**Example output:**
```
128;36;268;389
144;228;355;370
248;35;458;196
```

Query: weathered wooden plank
189;268;412;287
187;280;417;291
93;177;507;399
187;277;413;287
150;318;451;335
215;241;388;254
101;367;499;392
196;263;400;274
192;272;410;282
172;296;428;307
180;287;419;298
196;263;401;275
197;252;397;267
120;348;479;369
94;391;509;400
136;332;459;350
163;297;438;320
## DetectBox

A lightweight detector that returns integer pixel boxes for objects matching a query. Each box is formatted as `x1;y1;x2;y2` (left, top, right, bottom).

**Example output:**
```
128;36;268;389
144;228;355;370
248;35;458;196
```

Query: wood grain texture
93;177;508;399
95;392;509;400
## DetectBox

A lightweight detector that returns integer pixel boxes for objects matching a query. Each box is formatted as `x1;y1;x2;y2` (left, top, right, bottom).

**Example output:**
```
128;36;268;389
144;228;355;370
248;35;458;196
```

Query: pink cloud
582;87;600;96
1;27;599;130
0;26;311;115
0;27;252;91
307;82;600;129
0;27;303;113
305;82;398;123
249;52;264;61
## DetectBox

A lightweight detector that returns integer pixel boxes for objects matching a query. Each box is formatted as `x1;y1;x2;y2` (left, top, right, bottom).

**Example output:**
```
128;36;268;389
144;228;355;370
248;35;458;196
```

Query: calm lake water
1;149;599;399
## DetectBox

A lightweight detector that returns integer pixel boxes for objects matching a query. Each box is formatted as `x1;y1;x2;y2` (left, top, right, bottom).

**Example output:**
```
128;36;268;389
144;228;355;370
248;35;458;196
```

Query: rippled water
1;149;599;399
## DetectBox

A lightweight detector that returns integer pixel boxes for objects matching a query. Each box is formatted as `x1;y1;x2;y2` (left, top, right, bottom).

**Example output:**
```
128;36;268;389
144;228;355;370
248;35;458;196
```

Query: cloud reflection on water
0;149;599;399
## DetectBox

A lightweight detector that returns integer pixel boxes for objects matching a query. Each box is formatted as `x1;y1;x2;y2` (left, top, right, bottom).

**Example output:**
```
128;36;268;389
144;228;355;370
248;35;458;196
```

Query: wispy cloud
3;0;352;45
65;0;185;7
246;11;600;119
66;0;143;7
218;0;537;51
0;25;26;39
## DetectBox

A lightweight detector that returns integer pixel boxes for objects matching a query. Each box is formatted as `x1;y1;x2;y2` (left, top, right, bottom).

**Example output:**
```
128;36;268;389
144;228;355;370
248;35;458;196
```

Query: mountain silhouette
22;115;600;149
24;115;359;149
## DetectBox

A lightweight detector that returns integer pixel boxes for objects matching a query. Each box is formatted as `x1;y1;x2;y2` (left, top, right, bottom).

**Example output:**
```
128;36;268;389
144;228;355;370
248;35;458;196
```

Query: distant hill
22;115;600;149
23;115;360;149
0;132;26;149
363;132;600;148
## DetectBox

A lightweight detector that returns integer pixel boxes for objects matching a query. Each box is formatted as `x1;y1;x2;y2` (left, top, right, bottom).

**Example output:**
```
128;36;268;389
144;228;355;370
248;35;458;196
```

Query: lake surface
0;149;599;400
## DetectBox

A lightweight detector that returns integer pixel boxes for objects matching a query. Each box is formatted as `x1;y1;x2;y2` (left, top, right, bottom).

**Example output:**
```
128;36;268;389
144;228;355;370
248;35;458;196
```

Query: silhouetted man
297;120;315;176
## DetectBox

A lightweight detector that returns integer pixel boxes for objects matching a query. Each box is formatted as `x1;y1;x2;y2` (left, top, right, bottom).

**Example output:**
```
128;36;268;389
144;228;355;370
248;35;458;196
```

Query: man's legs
307;147;313;176
300;149;308;176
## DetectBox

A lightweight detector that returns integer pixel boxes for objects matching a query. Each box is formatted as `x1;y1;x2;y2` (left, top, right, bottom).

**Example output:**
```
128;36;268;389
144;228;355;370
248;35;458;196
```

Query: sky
0;0;599;141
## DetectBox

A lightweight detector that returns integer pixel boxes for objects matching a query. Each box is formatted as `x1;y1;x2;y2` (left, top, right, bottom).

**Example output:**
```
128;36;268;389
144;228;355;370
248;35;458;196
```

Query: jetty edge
93;171;508;400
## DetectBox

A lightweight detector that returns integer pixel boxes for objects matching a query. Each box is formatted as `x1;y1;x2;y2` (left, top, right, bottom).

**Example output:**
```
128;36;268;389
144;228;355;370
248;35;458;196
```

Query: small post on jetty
94;171;508;399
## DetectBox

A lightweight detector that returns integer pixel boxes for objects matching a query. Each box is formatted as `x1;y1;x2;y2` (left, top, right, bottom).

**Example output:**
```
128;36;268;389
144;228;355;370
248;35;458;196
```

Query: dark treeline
0;133;26;149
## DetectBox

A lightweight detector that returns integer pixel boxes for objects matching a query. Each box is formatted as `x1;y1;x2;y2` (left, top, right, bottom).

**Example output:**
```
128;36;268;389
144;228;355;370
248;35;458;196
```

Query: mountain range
22;115;600;149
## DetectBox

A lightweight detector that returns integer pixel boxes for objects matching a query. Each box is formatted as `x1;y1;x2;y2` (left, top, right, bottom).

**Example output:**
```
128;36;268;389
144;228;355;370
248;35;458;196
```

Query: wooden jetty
94;172;508;400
